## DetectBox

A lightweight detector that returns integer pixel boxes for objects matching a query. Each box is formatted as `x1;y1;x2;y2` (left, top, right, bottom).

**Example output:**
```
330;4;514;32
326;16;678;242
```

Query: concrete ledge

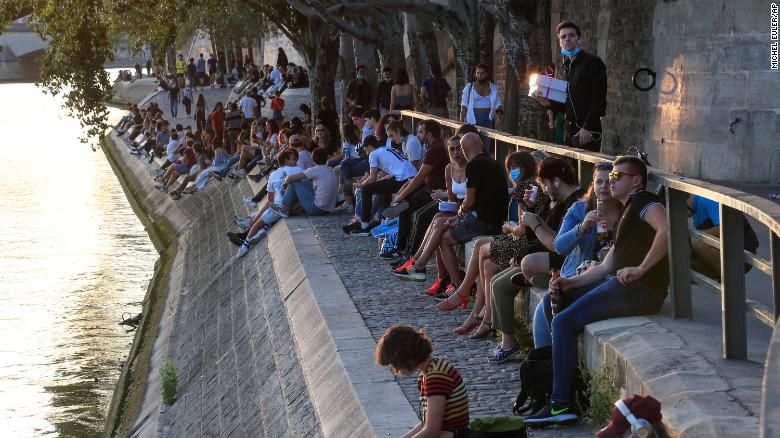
524;286;760;437
268;218;419;438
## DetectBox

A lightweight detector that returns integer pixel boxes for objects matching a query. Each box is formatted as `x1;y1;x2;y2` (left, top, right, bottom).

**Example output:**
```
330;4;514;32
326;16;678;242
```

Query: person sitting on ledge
230;149;304;258
524;155;669;428
236;148;338;258
375;325;470;438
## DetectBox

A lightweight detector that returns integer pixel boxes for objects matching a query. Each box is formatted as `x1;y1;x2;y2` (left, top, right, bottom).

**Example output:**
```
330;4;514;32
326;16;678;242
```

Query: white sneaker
236;243;250;258
247;226;268;244
243;197;257;208
334;203;354;213
233;214;251;228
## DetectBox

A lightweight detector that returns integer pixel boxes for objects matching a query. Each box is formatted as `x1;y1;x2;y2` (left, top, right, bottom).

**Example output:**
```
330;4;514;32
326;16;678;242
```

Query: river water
0;83;157;436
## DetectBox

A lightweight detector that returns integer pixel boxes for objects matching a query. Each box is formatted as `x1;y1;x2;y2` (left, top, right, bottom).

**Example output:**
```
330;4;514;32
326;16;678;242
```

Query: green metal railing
400;110;780;436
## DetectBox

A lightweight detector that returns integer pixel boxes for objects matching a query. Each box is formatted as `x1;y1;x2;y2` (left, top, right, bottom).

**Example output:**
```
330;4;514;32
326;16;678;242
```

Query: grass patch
512;315;535;352
579;363;619;426
160;359;178;405
100;135;177;437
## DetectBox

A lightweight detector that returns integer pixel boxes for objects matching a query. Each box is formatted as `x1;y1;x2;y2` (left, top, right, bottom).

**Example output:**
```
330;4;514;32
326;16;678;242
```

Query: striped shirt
417;357;469;431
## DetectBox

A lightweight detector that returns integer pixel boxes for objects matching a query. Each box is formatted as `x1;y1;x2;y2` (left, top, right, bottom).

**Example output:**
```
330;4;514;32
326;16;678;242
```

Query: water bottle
529;185;539;203
596;198;609;241
549;269;562;316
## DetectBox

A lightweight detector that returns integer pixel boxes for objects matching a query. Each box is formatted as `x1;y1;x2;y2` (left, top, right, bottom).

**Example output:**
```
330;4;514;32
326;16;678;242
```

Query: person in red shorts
375;325;469;438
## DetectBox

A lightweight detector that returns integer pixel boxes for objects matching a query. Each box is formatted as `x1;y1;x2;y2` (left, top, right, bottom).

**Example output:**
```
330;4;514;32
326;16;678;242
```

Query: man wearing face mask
533;21;607;153
376;67;394;115
346;65;373;110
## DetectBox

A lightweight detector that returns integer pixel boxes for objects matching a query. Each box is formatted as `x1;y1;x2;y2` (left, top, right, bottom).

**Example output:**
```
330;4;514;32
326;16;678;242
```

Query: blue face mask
510;168;522;182
356;74;365;80
561;46;581;57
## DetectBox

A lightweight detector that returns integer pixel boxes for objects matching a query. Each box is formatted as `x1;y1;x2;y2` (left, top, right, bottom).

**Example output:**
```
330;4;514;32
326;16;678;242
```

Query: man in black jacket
534;21;607;153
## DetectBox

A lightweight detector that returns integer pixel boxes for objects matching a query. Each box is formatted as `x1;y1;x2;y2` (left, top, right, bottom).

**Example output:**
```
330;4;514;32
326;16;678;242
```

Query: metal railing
399;110;780;436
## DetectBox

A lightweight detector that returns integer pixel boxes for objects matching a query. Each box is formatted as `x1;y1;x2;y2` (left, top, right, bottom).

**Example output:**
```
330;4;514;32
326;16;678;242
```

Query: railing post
578;161;594;189
721;205;747;360
772;232;780;321
667;187;692;319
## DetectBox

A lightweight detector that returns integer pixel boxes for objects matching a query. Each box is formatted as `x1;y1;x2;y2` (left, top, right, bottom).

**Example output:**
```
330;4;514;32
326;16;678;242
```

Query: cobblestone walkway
309;214;597;437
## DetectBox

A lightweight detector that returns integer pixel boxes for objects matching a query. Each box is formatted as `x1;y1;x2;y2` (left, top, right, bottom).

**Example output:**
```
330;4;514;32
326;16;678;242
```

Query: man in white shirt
344;135;417;235
162;131;181;170
238;90;257;120
269;147;338;219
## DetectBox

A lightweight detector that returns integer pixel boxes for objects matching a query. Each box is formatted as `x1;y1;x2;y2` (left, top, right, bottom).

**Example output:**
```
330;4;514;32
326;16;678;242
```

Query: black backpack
512;346;552;416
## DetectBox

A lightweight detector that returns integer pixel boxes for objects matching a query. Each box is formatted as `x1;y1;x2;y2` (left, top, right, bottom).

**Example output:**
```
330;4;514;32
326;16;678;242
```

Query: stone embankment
104;79;770;438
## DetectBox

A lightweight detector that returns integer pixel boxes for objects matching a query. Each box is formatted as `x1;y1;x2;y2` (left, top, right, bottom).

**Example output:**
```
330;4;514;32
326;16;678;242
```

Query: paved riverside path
307;215;597;437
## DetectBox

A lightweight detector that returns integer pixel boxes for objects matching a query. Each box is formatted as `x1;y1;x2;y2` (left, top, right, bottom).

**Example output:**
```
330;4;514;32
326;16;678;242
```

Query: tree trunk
495;0;551;138
352;38;377;84
404;13;440;111
376;12;406;71
338;33;356;118
307;22;340;131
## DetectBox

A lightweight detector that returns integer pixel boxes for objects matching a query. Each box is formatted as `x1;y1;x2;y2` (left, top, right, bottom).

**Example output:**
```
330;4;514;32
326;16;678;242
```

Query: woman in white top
392;135;469;297
459;64;503;128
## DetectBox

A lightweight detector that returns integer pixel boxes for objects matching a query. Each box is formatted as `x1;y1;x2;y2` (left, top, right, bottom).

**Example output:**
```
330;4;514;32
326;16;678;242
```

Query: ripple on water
0;81;158;436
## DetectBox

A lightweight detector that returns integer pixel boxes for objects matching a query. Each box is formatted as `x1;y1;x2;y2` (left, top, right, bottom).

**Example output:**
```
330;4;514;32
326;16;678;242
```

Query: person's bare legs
163;170;180;191
412;221;448;269
413;215;449;261
172;171;198;194
238;147;253;170
472;257;499;336
438;231;464;290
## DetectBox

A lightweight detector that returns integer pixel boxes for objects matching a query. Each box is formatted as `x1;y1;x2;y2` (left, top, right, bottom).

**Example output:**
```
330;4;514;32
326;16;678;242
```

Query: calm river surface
0;83;157;436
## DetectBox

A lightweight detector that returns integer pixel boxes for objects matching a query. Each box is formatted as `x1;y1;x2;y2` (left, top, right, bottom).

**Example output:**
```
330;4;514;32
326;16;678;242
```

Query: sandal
453;313;482;335
469;320;493;339
436;291;469;311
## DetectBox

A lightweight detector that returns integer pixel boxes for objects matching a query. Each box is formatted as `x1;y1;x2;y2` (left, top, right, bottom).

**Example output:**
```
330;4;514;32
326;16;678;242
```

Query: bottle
549;268;562;316
596;198;609;241
529;185;539;203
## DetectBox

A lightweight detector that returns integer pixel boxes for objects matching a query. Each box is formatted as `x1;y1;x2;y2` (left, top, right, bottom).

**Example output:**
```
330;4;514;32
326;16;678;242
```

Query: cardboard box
528;74;568;103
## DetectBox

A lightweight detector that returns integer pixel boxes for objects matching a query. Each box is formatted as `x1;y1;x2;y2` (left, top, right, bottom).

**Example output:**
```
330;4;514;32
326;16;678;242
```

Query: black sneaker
523;402;579;427
349;221;378;236
392;266;427;281
343;221;361;234
381;200;410;219
389;258;409;269
379;249;403;259
227;231;248;246
249;173;264;183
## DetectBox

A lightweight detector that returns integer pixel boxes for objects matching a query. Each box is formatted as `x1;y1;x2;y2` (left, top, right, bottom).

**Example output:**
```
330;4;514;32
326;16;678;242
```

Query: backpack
429;78;450;107
512;346;552;416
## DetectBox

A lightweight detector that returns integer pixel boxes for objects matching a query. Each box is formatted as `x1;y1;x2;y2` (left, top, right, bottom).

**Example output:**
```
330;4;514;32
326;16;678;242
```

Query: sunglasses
609;171;639;181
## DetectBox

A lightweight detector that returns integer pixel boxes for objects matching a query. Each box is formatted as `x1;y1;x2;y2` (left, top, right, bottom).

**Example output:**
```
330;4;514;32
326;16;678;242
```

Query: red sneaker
394;257;416;273
426;278;444;295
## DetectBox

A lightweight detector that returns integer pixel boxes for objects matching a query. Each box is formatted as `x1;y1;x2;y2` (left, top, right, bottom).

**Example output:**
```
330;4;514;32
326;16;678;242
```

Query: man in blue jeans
236;148;337;258
524;156;670;427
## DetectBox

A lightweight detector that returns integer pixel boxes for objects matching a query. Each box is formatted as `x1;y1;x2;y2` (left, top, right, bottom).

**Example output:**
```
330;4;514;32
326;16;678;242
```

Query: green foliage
512;314;535;352
580;364;619;426
160;358;178;405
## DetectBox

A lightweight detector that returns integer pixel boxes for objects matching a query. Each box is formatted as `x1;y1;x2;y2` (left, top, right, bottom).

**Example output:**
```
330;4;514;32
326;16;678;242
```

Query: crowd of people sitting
111;22;750;436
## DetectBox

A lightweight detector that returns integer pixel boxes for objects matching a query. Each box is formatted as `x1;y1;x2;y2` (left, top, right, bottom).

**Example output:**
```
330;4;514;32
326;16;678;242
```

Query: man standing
196;53;207;88
239;89;257;121
524;156;668;427
421;64;452;117
186;57;198;90
175;53;186;79
346;65;373;110
376;67;393;115
207;53;218;88
533;21;607;153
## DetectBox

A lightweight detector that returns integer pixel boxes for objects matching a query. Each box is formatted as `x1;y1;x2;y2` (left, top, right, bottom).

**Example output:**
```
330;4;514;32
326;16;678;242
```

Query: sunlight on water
0;83;157;436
